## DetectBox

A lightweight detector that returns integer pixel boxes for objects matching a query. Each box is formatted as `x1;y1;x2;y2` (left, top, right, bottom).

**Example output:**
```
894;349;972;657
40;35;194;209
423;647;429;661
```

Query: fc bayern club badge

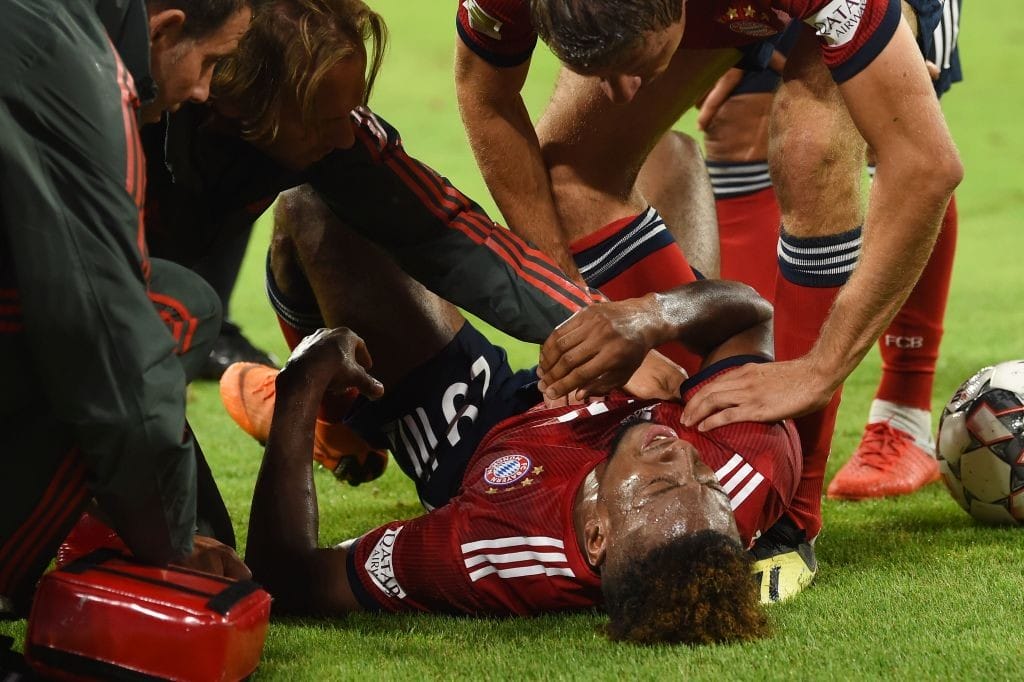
484;454;532;487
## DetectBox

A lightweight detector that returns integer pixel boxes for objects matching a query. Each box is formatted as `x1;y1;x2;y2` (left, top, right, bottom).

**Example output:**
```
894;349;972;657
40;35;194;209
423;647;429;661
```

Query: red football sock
571;209;702;374
774;226;862;539
716;187;782;304
875;195;958;412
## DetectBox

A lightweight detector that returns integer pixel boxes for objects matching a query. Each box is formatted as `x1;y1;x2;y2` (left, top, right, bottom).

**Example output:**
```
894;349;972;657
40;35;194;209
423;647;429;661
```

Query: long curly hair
211;0;387;144
602;530;769;645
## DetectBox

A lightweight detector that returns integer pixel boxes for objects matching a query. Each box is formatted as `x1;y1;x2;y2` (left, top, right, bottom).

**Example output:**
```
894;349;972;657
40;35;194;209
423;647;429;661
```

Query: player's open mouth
642;425;678;449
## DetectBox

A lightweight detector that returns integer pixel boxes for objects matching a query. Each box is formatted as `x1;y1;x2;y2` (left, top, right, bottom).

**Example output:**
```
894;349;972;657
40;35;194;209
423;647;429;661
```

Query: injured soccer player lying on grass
236;191;812;644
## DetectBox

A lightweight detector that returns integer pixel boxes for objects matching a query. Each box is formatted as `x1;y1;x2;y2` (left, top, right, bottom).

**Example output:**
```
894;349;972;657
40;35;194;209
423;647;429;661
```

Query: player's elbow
884;142;963;205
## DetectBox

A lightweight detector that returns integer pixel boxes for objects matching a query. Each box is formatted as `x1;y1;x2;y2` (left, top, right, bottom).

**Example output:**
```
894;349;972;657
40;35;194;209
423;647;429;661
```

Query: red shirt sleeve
346;508;474;614
456;0;537;67
677;356;802;546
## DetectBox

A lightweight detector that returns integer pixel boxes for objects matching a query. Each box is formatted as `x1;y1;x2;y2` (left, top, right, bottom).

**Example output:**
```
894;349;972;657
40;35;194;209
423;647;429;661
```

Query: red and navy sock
875;195;958;413
570;207;702;374
708;161;781;303
775;225;862;539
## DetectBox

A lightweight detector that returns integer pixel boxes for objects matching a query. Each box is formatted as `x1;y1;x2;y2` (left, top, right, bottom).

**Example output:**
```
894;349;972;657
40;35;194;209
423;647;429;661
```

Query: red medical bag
25;549;271;681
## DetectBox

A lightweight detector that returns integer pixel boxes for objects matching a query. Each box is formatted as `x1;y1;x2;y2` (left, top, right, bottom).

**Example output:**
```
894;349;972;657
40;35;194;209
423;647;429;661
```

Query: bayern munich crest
484;454;533;487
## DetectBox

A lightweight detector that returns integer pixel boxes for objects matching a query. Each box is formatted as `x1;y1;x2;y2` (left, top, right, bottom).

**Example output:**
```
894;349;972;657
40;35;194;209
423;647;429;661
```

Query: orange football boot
827;421;940;500
220;362;387;485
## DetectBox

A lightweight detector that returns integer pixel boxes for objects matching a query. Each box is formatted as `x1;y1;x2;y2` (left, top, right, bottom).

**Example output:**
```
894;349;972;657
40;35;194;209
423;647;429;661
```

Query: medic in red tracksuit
346;362;800;615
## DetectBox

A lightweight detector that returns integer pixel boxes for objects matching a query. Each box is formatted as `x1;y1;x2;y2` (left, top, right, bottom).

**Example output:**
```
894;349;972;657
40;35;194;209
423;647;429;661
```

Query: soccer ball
936;359;1024;525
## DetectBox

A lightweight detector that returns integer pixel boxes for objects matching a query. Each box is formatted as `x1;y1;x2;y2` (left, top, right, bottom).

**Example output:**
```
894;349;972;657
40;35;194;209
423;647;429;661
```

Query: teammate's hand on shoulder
175;535;251;581
538;297;660;402
283;327;384;400
680;357;835;431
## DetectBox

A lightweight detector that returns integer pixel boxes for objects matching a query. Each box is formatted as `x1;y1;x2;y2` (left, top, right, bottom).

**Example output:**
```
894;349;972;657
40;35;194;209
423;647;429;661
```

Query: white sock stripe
578;223;668;281
778;235;863;256
777;248;860;268
576;207;661;275
710;173;772;186
730;472;765;510
463;551;569;568
461;536;565;553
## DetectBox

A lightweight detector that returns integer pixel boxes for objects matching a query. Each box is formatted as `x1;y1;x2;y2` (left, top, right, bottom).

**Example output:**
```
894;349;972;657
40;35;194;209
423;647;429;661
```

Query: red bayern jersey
457;0;901;82
346;358;801;616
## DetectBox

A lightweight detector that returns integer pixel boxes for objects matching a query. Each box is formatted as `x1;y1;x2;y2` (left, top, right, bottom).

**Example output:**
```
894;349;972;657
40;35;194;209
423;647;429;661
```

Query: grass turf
5;1;1024;678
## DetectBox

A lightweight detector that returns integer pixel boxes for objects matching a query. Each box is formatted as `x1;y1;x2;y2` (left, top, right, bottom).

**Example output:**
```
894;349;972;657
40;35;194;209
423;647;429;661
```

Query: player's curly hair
602;530;769;645
529;0;683;71
211;0;387;144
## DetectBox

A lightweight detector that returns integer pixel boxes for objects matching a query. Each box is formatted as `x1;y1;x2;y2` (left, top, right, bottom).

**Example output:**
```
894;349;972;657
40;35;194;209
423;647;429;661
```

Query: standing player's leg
701;77;780;303
636;131;720;279
228;186;540;507
828;0;962;500
768;25;868;541
537;48;738;373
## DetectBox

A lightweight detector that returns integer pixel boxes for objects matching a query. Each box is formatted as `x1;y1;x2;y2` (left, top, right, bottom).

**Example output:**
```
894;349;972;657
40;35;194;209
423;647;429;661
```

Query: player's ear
149;9;187;47
583;516;607;567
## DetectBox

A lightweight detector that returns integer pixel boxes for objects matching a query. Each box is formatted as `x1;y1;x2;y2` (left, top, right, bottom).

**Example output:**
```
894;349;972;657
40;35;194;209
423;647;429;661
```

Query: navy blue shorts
346;322;540;511
905;0;962;97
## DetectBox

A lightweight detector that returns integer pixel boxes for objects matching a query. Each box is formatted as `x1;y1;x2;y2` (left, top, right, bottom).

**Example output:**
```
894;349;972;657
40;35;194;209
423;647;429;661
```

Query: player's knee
273;186;320;233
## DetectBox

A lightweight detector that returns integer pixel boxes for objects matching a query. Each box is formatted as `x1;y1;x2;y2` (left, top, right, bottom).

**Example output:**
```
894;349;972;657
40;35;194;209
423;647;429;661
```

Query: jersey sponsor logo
463;0;503;40
715;3;780;37
461;536;575;582
483;454;533;487
365;526;406;599
715;454;766;511
807;0;868;47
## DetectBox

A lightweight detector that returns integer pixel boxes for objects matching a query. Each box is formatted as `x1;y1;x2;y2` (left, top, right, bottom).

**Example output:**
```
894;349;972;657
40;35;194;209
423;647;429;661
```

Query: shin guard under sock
715;184;782;303
774;226;862;538
875;195;958;413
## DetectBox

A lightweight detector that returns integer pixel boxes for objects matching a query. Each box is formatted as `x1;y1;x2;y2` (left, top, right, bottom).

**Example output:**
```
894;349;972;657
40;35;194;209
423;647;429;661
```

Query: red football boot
827;421;940;500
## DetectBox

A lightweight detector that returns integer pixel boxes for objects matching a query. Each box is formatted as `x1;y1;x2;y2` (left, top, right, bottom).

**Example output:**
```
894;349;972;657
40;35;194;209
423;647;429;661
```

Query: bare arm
682;20;962;430
245;328;384;614
538;280;773;400
455;40;582;281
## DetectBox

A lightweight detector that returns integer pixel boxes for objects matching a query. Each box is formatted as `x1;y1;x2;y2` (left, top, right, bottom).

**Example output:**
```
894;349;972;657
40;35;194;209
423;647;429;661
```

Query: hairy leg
536;48;738;245
769;28;866;239
271;185;465;389
637;131;720;278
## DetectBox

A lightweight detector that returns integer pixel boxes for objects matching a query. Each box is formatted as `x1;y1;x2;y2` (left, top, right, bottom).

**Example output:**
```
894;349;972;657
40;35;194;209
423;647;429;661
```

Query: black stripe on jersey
380;132;591;311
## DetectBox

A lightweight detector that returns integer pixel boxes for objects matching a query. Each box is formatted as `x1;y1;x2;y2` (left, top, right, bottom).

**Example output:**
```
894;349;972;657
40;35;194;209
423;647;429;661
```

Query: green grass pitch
5;1;1024;678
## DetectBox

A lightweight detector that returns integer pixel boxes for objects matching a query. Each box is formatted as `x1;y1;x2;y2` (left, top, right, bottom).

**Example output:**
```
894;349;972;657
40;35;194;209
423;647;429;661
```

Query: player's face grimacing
574;17;685;105
596;422;738;561
260;52;368;171
144;7;253;123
